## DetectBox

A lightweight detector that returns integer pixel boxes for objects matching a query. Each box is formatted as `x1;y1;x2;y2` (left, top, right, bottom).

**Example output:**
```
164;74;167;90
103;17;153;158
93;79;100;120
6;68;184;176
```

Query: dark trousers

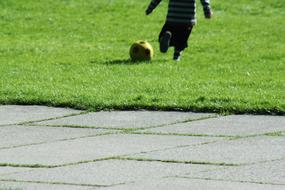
159;22;193;52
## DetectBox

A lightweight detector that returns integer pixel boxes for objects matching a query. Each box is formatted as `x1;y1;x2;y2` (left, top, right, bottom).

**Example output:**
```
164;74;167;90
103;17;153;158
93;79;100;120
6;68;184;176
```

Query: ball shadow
103;59;137;65
94;58;167;65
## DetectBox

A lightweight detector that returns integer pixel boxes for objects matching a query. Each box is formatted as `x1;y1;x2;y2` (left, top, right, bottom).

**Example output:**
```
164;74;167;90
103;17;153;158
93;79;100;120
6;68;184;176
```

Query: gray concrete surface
0;134;220;166
103;178;285;190
0;167;32;176
0;160;222;187
0;125;110;149
0;105;82;125
181;159;285;185
0;105;284;190
126;136;285;165
0;181;95;190
140;115;285;136
34;111;215;129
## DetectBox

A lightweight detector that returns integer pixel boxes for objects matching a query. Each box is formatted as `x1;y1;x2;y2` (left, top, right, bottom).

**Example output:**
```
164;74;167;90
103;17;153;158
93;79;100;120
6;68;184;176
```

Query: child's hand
204;7;213;19
145;8;153;15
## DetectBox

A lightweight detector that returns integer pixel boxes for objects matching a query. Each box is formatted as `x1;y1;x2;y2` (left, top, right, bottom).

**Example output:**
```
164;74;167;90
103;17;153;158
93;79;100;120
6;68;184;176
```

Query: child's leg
173;25;193;61
158;23;173;53
158;23;194;61
173;48;183;61
160;31;172;53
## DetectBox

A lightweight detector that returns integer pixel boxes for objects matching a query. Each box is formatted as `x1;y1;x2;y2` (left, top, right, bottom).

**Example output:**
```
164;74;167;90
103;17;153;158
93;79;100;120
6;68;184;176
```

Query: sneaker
159;31;172;53
173;51;182;61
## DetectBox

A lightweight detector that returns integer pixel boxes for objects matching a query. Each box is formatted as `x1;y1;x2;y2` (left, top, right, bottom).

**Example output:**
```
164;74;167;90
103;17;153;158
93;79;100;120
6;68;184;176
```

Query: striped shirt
147;0;211;25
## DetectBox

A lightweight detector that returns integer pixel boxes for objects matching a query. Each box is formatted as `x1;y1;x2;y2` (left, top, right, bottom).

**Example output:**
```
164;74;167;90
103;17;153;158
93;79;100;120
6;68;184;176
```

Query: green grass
0;0;284;114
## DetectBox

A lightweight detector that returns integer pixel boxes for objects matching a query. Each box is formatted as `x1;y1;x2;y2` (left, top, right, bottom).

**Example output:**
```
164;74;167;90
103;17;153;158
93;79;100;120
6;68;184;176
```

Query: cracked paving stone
0;105;82;125
0;134;221;166
0;160;222;187
102;178;285;190
0;181;95;190
0;125;111;149
126;136;285;165
181;159;285;185
141;115;285;136
34;111;215;129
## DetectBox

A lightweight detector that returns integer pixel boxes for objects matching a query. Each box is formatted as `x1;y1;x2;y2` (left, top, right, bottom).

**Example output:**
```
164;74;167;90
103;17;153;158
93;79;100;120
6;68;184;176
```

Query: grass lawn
0;0;284;114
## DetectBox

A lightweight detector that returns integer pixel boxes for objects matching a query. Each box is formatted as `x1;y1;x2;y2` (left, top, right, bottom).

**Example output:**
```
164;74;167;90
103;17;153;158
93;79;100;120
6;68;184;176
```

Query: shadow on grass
103;59;138;65
91;59;167;65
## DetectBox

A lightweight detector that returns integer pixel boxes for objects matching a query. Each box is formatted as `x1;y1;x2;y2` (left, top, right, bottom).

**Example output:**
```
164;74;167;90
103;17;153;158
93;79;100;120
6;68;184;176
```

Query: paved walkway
0;105;284;190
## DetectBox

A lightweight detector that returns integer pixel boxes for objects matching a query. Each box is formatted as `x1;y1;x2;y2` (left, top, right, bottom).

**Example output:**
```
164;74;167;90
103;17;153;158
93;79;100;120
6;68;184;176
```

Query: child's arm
200;0;213;18
145;0;162;15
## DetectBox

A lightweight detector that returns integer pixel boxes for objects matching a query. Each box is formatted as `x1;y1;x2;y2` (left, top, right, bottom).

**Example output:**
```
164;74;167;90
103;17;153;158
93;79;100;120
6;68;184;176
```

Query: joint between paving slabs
134;114;221;131
264;131;285;137
127;131;237;138
17;111;89;126
3;156;283;171
23;140;226;168
113;145;285;167
117;157;240;167
0;131;117;151
2;134;280;169
23;123;141;133
127;129;285;140
123;131;270;140
15;123;258;139
22;114;220;132
0;179;114;188
0;163;56;169
0;156;118;169
115;139;225;159
223;131;285;140
17;123;284;140
0;140;225;169
169;176;285;186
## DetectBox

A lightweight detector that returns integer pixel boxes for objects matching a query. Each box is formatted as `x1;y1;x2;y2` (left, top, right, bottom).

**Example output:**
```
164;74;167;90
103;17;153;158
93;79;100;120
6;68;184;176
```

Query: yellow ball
129;40;154;61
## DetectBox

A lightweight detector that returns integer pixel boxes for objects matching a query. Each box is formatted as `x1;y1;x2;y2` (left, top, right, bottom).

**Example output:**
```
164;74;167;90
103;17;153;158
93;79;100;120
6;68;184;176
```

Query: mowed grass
0;0;284;114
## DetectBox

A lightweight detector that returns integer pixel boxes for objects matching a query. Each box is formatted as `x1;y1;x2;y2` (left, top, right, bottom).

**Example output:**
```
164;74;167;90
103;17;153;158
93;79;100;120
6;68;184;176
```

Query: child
146;0;213;61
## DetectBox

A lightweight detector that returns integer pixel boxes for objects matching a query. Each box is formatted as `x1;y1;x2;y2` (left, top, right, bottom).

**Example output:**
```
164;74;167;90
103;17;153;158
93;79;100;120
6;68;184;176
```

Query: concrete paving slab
102;178;285;190
0;105;82;126
0;167;32;176
0;181;95;190
0;134;220;166
0;160;222;186
0;125;110;149
34;111;215;129
182;159;285;185
126;136;285;165
141;115;285;136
